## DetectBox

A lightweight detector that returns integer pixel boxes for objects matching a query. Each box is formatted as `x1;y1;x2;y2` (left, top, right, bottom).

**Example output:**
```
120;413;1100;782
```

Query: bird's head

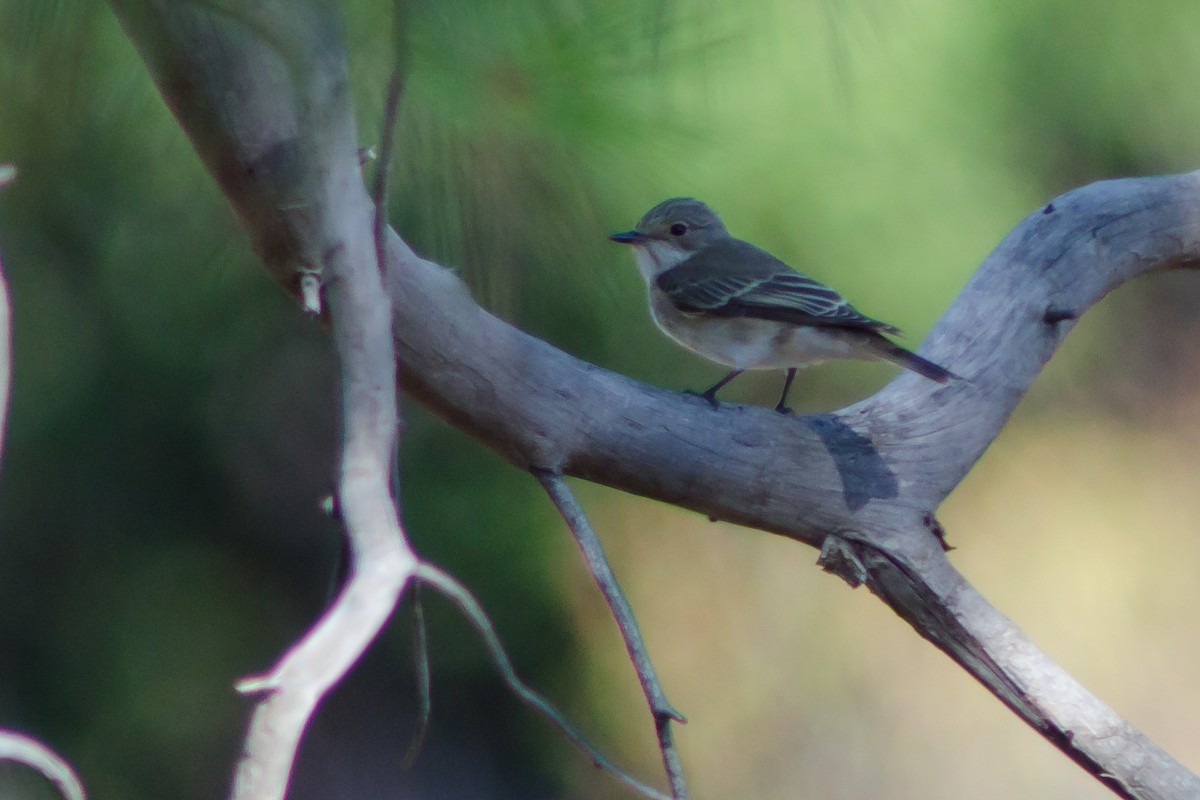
610;197;729;252
610;198;730;278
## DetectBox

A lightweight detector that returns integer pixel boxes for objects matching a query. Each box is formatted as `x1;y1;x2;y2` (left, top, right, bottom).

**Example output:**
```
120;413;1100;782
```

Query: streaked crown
632;197;731;252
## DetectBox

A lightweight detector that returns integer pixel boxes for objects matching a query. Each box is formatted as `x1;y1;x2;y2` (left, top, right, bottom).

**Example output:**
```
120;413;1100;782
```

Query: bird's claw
683;388;721;409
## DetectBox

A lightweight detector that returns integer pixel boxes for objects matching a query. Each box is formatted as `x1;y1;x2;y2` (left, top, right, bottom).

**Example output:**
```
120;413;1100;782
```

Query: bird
610;197;954;413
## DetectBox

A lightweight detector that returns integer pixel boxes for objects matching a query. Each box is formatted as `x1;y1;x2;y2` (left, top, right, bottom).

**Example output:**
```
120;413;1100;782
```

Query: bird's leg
774;368;798;414
694;369;744;408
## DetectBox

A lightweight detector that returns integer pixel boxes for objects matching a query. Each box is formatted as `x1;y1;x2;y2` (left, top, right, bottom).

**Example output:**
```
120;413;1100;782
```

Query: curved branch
110;1;1200;797
0;731;86;800
381;188;1200;798
383;172;1200;544
112;5;418;800
882;175;1200;497
373;173;1200;798
416;564;672;800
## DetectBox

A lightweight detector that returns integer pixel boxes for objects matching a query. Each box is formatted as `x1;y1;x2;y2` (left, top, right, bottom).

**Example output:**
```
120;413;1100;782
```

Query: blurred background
3;0;1200;798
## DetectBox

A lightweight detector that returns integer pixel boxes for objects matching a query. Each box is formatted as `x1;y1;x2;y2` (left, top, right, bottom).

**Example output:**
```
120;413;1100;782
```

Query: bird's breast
648;290;875;369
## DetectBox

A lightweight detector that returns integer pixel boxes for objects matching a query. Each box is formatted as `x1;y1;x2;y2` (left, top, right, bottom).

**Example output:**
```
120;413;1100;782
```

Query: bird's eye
669;223;687;237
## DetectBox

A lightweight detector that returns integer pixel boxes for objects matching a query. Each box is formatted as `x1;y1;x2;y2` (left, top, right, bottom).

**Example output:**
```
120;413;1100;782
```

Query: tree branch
335;173;1200;800
0;731;86;800
416;564;671;800
0;164;13;460
375;172;1200;797
382;173;1200;541
109;0;1200;796
111;5;676;799
110;4;418;800
536;470;688;799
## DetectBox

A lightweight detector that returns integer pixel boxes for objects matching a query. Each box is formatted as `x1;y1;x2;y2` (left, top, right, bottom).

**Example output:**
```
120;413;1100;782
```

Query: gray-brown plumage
611;198;954;411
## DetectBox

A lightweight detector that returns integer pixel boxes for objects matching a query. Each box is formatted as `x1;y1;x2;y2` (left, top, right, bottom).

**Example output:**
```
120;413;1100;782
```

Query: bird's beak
609;230;647;244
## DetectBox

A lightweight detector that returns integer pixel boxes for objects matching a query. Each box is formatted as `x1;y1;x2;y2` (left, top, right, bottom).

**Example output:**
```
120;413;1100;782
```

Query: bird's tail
875;339;957;383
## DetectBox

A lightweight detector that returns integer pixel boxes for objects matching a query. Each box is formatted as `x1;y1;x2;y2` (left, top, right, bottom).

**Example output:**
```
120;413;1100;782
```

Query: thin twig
0;165;14;460
370;6;430;770
372;70;404;279
371;0;410;280
0;730;86;800
534;470;688;799
415;563;671;800
401;583;432;770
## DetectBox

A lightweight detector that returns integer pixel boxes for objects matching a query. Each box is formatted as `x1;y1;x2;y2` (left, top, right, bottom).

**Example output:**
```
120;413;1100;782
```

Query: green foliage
3;0;1200;798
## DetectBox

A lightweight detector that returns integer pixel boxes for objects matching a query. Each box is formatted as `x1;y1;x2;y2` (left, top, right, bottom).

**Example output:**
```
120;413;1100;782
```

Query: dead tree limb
110;0;1200;797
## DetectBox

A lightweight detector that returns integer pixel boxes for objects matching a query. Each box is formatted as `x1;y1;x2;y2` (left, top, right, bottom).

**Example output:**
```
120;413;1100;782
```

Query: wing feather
655;239;901;334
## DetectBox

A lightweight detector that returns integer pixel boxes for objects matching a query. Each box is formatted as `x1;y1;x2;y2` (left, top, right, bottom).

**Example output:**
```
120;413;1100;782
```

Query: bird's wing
655;239;901;334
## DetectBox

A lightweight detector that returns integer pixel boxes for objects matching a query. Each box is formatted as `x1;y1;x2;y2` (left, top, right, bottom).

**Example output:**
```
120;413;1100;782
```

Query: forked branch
110;0;1200;797
179;2;422;798
111;4;676;798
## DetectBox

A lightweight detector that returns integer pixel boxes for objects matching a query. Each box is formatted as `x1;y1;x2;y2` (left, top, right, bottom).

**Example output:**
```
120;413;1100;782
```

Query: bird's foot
683;388;722;409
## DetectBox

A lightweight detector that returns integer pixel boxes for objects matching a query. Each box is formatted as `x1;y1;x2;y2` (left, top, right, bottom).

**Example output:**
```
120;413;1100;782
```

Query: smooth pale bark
111;1;1200;797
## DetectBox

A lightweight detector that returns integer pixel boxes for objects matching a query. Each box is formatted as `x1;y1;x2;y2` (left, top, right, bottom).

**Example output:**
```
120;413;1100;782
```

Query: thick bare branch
376;172;1200;797
342;177;1200;799
108;0;1200;797
110;4;417;800
383;173;1200;543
